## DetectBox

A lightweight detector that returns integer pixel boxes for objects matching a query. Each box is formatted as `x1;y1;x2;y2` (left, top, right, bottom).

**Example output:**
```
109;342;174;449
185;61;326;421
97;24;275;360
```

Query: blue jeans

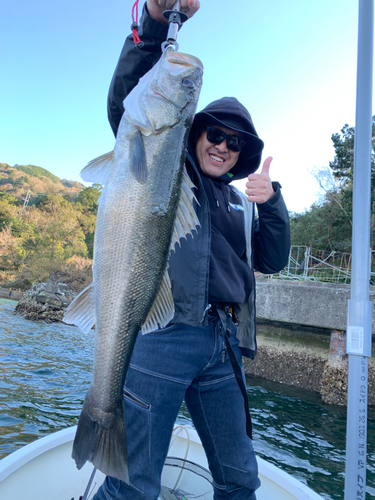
93;320;260;499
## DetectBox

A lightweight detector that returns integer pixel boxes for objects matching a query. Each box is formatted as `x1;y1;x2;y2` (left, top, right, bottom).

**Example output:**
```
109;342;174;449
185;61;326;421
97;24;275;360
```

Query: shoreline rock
13;276;76;323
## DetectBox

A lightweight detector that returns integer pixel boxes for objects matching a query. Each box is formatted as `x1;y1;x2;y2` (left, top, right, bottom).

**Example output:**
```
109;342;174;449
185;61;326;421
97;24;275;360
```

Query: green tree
77;184;102;213
0;225;22;283
329;116;375;184
76;185;102;258
290;190;352;253
0;171;96;289
291;117;375;252
0;193;20;229
24;194;88;259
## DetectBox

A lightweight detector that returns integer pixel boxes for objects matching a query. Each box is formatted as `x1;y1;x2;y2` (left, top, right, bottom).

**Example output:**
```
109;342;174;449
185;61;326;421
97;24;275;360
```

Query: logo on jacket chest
229;202;244;212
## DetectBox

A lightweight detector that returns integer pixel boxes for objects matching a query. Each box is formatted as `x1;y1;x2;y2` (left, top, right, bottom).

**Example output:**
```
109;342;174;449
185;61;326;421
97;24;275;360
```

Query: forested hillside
0;163;100;290
0;163;84;201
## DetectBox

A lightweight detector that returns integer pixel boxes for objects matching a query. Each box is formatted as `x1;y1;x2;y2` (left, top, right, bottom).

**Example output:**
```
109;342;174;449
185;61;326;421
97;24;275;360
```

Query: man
94;1;290;498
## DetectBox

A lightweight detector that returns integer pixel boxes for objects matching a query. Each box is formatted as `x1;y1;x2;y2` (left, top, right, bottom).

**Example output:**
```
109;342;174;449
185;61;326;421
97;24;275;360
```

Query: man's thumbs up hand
245;156;275;204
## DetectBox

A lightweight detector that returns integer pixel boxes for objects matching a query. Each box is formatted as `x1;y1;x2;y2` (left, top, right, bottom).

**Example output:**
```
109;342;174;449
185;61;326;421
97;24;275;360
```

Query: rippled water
249;380;375;499
1;299;375;499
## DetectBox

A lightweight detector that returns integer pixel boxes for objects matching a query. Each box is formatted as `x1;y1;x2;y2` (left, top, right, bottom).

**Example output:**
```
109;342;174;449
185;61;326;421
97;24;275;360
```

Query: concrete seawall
0;288;24;301
255;279;375;332
243;279;375;406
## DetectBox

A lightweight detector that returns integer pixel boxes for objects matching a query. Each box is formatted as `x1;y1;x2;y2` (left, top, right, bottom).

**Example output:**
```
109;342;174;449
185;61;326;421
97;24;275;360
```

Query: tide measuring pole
344;0;374;499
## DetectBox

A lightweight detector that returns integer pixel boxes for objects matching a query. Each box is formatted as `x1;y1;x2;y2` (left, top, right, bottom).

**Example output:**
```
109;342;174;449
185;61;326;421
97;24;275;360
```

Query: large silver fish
63;47;203;482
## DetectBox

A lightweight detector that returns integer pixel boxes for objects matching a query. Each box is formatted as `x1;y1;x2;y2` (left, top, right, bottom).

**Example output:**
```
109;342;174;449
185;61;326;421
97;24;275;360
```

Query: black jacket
107;6;290;358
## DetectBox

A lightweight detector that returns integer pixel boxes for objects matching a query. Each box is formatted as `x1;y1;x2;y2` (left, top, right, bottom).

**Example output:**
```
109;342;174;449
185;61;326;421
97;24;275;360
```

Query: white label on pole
347;326;364;354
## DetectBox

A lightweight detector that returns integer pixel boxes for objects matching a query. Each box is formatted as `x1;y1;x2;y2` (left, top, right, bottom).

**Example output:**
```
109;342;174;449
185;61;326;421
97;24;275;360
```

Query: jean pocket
124;387;151;411
150;322;178;334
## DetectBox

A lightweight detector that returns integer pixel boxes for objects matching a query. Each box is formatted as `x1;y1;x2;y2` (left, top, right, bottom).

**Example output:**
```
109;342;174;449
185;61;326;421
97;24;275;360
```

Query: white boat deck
0;425;324;500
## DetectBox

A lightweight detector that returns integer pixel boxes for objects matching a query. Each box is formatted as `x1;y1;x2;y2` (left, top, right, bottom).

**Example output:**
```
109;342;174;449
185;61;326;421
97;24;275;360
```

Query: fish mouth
153;91;167;100
167;50;203;70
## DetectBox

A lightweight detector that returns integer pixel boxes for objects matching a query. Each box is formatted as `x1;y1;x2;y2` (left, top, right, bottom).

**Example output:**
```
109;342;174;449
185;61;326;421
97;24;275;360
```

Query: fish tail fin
72;398;129;483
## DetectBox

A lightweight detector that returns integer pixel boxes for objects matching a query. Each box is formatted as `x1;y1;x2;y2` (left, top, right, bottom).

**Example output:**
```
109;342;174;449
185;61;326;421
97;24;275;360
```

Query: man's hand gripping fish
63;47;203;483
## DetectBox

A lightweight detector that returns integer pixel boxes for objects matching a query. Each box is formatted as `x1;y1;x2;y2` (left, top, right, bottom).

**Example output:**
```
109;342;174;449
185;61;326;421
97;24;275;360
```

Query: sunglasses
206;126;247;152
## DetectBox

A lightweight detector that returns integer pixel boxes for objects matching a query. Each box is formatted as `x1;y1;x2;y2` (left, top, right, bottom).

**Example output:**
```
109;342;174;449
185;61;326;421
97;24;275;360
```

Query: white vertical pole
344;0;374;499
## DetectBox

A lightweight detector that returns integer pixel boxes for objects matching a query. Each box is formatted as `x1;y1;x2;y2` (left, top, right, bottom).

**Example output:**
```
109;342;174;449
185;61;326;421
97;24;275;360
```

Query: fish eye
182;79;194;89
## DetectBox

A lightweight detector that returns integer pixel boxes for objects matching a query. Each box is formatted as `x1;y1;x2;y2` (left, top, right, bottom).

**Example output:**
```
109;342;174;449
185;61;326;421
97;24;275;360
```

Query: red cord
132;0;142;45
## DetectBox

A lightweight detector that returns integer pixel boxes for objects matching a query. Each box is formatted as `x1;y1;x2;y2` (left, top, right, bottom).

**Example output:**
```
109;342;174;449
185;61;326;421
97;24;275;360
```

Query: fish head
123;47;203;135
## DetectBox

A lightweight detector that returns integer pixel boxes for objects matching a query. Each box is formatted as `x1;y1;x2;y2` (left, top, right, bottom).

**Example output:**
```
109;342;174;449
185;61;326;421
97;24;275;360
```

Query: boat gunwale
0;425;324;499
0;426;77;482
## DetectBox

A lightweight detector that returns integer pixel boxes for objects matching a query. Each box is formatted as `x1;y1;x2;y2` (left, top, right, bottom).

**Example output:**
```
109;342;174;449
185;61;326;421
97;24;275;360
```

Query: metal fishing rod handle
161;0;189;52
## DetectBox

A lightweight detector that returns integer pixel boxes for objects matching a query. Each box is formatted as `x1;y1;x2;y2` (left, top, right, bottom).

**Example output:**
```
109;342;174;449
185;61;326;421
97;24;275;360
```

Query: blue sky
1;0;374;213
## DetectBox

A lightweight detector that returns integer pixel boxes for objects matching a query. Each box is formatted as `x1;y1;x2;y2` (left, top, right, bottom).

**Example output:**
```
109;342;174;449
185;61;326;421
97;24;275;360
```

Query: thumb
261;156;273;175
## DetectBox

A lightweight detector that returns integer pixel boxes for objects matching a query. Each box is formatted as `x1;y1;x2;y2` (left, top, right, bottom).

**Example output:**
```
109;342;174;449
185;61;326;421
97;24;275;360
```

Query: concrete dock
245;279;375;406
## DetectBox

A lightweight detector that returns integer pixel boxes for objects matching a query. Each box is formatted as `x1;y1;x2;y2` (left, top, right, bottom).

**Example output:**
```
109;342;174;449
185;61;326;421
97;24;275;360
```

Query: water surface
1;299;375;499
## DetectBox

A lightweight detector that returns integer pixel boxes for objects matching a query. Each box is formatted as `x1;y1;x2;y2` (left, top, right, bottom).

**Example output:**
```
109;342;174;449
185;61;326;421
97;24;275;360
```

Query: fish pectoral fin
63;282;95;334
141;269;174;334
170;166;200;252
129;130;148;184
80;151;115;185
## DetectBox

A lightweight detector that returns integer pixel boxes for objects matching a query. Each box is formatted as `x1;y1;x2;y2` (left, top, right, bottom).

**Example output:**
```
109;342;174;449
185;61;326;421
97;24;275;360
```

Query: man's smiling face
195;125;241;178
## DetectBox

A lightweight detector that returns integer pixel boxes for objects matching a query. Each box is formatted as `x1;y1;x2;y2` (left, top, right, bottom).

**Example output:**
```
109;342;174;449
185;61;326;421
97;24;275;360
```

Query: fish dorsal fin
170;167;200;252
141;269;174;334
80;151;115;185
63;283;95;334
129;130;148;184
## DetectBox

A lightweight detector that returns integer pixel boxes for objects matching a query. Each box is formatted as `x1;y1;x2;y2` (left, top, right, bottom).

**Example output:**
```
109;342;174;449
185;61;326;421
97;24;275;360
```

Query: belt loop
200;303;212;326
224;305;232;337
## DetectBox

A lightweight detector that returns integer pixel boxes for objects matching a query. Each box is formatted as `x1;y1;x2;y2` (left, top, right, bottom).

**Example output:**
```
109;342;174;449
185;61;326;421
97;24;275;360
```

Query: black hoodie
187;96;266;303
190;97;265;180
199;171;253;304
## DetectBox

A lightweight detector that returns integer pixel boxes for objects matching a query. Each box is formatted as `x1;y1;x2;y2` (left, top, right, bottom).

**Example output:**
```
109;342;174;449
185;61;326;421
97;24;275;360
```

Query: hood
189;97;264;181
